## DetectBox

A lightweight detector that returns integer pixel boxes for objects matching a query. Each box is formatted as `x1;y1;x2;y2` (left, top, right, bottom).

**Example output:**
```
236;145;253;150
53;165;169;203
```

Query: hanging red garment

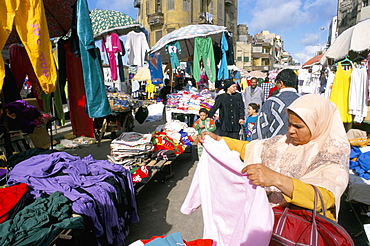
9;44;44;110
64;43;94;138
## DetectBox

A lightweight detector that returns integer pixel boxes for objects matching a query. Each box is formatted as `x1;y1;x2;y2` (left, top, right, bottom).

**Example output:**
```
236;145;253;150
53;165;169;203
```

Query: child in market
244;103;260;141
193;108;216;158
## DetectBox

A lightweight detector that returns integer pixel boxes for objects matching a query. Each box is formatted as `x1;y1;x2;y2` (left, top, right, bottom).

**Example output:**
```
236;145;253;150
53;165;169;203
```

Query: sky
87;0;337;65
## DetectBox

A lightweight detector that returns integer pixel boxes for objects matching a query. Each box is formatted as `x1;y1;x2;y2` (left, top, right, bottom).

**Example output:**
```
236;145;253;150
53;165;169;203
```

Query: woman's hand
242;164;293;197
199;131;222;143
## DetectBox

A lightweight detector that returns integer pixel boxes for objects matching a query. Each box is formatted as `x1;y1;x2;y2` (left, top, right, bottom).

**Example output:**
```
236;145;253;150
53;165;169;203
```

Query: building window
201;0;206;12
168;0;175;10
209;1;214;14
237;56;242;61
156;0;162;12
244;57;249;62
167;28;175;33
218;2;223;20
183;0;190;11
156;30;163;42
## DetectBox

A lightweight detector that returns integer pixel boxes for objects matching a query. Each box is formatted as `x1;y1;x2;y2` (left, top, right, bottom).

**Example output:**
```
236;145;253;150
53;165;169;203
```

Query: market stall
107;121;197;193
94;92;143;146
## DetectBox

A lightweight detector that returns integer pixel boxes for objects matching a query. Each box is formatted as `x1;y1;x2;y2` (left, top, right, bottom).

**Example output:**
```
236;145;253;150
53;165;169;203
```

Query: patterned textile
251;90;300;140
261;82;274;100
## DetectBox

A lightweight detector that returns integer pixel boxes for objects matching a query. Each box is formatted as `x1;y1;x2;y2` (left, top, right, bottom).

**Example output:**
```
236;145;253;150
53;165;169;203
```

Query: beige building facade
337;0;370;35
134;0;238;50
235;24;253;71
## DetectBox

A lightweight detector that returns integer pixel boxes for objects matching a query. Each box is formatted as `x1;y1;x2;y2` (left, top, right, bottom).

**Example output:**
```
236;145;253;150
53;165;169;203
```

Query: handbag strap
311;185;327;217
275;185;326;246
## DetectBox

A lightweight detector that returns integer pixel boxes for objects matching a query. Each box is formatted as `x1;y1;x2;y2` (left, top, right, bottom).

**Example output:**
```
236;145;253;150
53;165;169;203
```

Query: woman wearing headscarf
208;80;245;139
200;94;350;220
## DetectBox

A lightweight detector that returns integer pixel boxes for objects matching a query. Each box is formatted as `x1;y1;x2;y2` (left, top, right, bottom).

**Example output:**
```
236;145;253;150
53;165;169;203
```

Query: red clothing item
0;183;28;223
141;235;213;245
268;86;278;98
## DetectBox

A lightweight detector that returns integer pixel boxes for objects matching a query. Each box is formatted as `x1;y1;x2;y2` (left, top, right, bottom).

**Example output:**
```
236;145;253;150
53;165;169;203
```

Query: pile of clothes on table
166;90;215;112
0;149;139;246
109;132;154;165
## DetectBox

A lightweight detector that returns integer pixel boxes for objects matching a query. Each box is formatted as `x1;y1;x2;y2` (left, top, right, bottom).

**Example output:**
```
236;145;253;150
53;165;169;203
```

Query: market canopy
302;54;324;68
89;8;142;40
149;24;228;63
6;0;77;46
248;71;266;78
323;18;370;63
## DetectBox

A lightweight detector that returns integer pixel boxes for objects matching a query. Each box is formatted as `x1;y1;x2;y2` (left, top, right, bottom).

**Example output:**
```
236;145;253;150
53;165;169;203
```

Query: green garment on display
193;37;216;83
166;41;182;73
0;191;84;246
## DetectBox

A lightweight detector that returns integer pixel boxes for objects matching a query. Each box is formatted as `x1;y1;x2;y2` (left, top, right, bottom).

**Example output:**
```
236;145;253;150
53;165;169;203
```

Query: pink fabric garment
102;33;122;81
181;136;273;246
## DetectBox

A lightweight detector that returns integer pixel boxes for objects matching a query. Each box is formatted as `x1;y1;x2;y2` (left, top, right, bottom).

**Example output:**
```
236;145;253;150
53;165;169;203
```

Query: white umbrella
323;18;370;62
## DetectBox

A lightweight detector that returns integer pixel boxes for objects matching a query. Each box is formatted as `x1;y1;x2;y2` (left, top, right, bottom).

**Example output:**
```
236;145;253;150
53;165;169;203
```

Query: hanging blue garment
75;0;111;118
217;32;229;80
166;41;181;73
148;52;163;85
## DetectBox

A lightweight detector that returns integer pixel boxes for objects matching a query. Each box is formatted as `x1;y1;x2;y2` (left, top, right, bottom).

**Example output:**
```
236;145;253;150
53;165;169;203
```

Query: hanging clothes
349;67;368;123
217;32;229;80
73;0;111;118
3;63;21;103
181;136;273;246
132;79;140;98
9;44;44;109
329;62;353;123
166;41;181;73
226;32;235;65
42;43;65;126
193;37;216;83
125;30;149;67
117;39;126;83
0;0;57;94
102;33;122;81
324;69;335;99
64;42;95;138
148;52;163;85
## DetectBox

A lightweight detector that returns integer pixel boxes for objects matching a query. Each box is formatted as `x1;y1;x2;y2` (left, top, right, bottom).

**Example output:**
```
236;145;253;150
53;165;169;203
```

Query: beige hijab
244;94;350;212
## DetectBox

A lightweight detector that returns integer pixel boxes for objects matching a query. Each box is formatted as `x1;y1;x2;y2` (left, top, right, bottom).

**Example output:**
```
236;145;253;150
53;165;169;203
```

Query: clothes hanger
335;55;353;68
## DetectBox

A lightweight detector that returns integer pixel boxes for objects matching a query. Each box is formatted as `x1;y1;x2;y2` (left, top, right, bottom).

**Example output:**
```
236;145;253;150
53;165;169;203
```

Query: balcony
252;65;270;71
252;53;270;58
133;0;140;8
225;0;234;6
148;12;164;26
198;12;213;24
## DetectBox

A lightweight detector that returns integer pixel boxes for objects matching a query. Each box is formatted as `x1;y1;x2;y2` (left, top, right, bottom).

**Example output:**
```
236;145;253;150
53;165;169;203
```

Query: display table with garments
108;121;196;193
94;94;143;146
164;90;215;127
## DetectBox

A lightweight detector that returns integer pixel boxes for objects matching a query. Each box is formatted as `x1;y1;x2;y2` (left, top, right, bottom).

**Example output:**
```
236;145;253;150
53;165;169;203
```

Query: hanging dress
329;62;352;123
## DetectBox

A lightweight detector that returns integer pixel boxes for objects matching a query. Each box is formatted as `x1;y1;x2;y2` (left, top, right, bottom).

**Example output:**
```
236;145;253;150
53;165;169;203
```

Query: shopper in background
208;80;245;139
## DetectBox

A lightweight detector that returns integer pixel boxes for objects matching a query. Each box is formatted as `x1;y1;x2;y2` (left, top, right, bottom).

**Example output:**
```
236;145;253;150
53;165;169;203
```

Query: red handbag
270;185;354;246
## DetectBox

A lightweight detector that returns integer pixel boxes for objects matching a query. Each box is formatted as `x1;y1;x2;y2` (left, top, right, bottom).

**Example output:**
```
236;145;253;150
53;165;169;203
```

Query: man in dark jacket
208;80;245;139
159;78;172;105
